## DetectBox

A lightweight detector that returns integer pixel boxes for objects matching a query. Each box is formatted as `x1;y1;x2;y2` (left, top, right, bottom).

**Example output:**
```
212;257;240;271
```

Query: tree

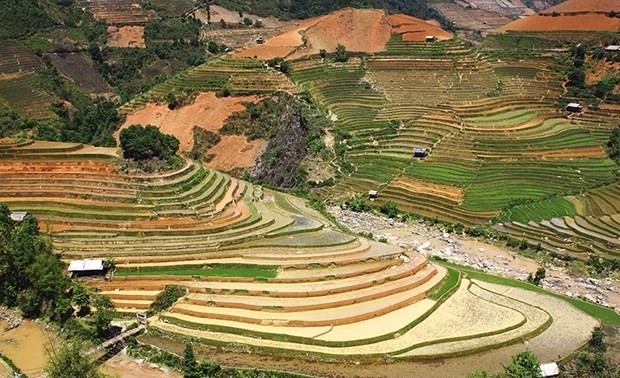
588;326;607;354
119;125;180;161
319;49;327;58
379;201;399;218
527;268;546;286
243;17;253;26
182;344;200;378
46;342;109;378
71;282;91;316
504;349;542;378
607;127;620;164
335;44;348;62
92;295;116;338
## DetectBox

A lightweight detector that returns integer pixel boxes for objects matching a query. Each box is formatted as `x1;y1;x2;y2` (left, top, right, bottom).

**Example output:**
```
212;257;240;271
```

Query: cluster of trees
0;205;116;338
564;43;620;103
120;124;180;162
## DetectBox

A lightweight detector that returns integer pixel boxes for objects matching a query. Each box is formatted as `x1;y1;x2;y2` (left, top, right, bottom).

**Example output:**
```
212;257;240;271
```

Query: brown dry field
540;0;620;14
391;177;464;203
118;92;260;151
107;26;146;48
385;14;453;41
206;135;268;172
234;9;452;60
500;14;620;32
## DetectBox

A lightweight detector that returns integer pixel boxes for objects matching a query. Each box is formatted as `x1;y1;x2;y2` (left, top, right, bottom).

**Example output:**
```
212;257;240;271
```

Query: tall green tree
46;342;109;378
505;349;542;378
183;344;200;378
92;295;116;338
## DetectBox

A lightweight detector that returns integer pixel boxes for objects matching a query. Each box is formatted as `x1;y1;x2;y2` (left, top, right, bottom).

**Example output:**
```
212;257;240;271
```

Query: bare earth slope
540;0;620;14
234;8;452;60
501;0;620;32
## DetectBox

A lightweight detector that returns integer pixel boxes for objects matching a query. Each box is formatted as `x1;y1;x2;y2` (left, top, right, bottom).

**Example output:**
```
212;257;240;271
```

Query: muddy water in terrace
139;333;533;378
0;319;55;377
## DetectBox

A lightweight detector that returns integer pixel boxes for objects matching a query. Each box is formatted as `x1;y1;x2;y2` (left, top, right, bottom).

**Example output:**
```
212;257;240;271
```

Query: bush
379;201;399;218
150;285;187;312
335;44;348;62
120;125;180;161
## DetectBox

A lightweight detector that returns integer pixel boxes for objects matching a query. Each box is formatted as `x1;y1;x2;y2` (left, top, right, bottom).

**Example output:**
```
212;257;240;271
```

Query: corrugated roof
9;211;28;222
540;362;559;377
68;259;104;272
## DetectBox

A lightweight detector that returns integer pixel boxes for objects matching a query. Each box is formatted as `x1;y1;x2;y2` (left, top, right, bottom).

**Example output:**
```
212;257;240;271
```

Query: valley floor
329;206;620;311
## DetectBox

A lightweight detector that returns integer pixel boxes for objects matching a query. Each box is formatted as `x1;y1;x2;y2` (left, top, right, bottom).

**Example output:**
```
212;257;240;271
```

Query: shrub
120;125;180;161
379;201;399;218
335;44;348;62
150;285;187;312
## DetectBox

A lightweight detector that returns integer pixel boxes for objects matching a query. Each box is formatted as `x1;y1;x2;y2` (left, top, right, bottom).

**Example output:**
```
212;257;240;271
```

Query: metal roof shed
540;362;559;377
9;211;28;222
68;259;104;273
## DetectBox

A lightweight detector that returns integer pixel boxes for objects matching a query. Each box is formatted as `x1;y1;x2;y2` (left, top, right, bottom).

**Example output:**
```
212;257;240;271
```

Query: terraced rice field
0;42;55;118
120;58;299;115
288;39;619;257
80;0;158;25
0;139;603;364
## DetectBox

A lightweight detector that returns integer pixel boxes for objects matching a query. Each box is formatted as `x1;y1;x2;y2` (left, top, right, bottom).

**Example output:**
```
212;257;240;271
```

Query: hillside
0;139;611;377
234;9;452;60
501;0;620;32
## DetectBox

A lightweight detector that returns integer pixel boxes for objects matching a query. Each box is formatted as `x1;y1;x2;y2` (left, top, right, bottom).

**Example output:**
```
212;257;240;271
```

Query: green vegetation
190;127;220;161
46;341;109;378
151;285;188;312
428;267;460;300
563;327;618;378
116;264;278;279
120;124;180;162
608;126;620;165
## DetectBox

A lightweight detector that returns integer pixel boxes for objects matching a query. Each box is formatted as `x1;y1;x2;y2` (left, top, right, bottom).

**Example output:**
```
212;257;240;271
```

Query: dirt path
101;353;182;378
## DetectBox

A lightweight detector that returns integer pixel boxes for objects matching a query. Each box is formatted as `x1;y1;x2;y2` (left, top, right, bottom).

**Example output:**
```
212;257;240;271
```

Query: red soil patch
118;92;260;151
233;9;452;60
205;135;268;172
540;0;620;14
107;26;146;48
500;14;620;32
295;8;393;57
386;14;453;42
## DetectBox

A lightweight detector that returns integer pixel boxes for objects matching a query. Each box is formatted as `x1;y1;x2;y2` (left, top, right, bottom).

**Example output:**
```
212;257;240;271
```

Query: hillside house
540;362;559;377
368;190;378;199
565;103;582;112
425;35;436;43
9;211;28;222
413;147;428;157
256;37;265;44
604;45;620;53
68;259;104;277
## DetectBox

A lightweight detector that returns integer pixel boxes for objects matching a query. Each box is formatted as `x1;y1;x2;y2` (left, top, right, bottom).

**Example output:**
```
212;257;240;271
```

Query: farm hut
68;259;104;277
425;35;436;43
368;190;378;199
9;211;28;222
256;37;265;44
604;45;620;53
565;103;582;112
540;362;559;377
413;147;427;158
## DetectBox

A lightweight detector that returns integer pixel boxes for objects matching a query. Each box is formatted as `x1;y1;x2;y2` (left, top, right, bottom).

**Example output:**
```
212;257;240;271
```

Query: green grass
116;264;278;279
429;267;460;300
432;259;620;326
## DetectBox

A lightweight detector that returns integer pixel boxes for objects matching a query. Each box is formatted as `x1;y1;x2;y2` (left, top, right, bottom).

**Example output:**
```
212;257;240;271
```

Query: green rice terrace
0;139;616;367
286;39;620;260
